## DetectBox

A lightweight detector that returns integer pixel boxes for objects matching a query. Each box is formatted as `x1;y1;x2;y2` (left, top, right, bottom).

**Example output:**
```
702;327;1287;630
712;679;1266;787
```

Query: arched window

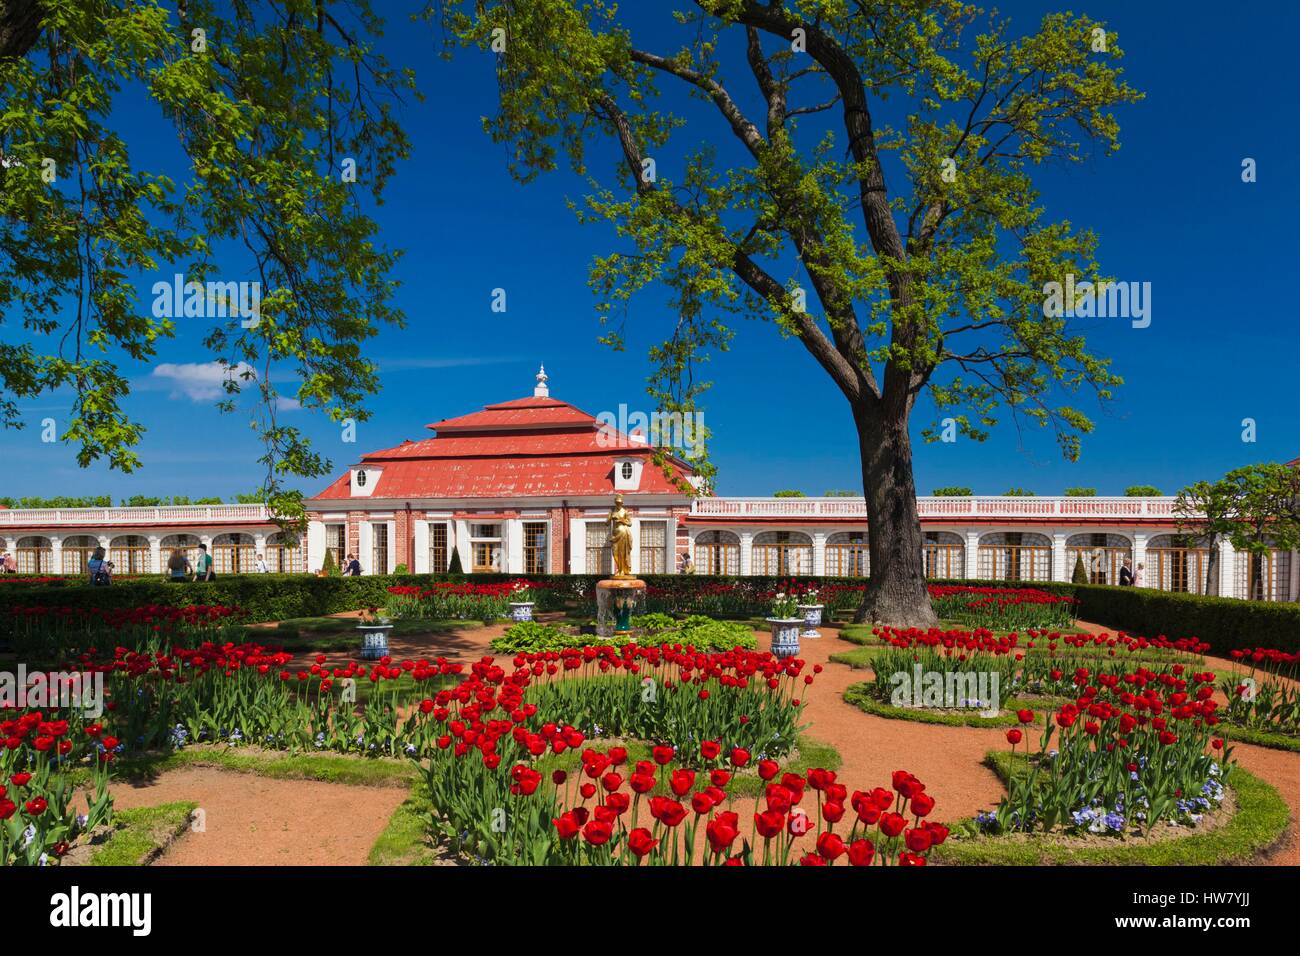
265;532;303;573
1147;534;1212;595
1065;533;1132;586
978;532;1051;581
109;535;151;575
160;534;202;572
923;531;964;579
694;530;740;575
213;533;256;575
60;535;100;575
825;531;869;577
16;536;53;574
752;531;812;576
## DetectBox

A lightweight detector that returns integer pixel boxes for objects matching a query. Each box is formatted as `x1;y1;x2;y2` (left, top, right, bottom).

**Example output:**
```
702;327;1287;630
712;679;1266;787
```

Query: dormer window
350;466;381;497
613;457;642;491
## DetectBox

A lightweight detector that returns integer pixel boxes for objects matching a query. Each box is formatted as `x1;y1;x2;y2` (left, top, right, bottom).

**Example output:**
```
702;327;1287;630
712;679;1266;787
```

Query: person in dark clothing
1118;558;1134;587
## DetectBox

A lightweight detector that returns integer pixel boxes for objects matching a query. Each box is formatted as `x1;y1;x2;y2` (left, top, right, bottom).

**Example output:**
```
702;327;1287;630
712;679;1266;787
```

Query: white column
739;530;754;576
1132;531;1147;584
148;534;162;576
964;530;980;579
1051;532;1068;583
629;519;643;576
413;520;429;573
811;531;827;576
306;520;325;572
1219;539;1237;598
570;520;587;574
359;523;372;573
50;535;63;575
454;519;470;570
502;519;520;574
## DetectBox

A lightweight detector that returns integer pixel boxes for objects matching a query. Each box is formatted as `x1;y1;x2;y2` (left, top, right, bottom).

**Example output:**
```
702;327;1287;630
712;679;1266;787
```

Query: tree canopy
1;0;413;523
1175;463;1300;596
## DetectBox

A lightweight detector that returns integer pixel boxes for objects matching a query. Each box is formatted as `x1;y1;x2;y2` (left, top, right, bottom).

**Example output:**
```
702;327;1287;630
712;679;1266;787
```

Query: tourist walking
344;553;362;576
1133;562;1146;588
167;550;193;581
194;543;216;581
255;552;269;573
87;546;111;586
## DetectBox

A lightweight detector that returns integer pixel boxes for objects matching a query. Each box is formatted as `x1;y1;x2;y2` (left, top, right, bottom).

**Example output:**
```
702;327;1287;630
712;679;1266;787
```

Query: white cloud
150;362;252;402
145;362;302;411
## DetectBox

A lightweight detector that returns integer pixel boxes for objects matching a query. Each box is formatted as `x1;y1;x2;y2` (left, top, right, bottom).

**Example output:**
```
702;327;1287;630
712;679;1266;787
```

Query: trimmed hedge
2;572;1297;654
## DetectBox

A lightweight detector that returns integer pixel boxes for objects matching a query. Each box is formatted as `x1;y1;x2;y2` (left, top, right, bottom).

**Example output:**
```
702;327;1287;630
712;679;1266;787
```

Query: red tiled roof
427;396;597;432
313;392;690;501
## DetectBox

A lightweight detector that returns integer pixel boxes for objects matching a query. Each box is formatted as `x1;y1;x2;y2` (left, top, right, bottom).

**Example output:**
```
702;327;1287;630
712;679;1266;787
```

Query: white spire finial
534;363;549;397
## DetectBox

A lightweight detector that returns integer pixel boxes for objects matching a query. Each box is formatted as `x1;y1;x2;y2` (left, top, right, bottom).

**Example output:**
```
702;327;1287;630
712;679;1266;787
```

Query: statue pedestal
595;577;647;639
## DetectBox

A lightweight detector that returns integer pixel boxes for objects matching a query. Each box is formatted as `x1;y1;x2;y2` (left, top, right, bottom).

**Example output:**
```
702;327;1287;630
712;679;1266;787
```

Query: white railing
0;504;273;526
691;496;1184;521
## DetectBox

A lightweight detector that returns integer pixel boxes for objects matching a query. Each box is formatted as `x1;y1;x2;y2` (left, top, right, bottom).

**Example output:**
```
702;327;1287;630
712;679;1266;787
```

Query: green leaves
2;1;412;522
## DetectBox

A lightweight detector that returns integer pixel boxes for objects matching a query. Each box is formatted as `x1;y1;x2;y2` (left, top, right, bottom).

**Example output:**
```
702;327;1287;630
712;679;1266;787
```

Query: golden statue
607;493;634;578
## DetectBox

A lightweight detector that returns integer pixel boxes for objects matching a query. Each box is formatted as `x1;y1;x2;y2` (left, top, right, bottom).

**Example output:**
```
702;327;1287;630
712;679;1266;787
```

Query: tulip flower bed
928;586;1078;629
385;579;559;622
857;625;1212;711
7;602;246;660
1220;648;1300;739
399;650;942;864
1;710;115;866
985;664;1231;837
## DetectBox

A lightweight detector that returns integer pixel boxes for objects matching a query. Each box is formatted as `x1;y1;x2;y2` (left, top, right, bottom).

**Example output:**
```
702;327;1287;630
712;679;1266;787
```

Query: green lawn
88;801;198;866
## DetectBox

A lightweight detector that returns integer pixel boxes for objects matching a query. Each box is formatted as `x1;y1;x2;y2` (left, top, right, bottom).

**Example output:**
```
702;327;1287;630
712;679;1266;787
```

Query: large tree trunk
0;0;42;61
852;407;937;628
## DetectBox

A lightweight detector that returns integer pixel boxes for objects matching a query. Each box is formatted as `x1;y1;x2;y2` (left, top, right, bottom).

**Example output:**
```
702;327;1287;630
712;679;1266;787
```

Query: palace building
2;369;1296;603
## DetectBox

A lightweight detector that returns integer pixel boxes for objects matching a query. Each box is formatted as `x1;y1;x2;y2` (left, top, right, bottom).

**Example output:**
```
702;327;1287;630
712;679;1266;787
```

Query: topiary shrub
1072;554;1089;585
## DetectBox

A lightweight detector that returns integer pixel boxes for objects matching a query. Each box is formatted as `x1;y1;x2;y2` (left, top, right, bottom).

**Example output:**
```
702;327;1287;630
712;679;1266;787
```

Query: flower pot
357;623;393;661
508;601;536;623
797;603;824;639
767;617;803;660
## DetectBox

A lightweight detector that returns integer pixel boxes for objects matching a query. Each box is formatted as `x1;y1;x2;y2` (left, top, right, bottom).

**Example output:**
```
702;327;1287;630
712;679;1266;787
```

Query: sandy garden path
107;766;407;866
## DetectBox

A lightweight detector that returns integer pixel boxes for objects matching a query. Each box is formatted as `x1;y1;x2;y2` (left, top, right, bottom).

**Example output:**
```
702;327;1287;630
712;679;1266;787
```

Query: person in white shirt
1133;563;1146;587
255;553;269;573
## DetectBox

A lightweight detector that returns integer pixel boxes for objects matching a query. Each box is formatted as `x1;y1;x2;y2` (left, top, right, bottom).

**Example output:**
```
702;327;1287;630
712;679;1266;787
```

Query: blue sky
4;0;1298;501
